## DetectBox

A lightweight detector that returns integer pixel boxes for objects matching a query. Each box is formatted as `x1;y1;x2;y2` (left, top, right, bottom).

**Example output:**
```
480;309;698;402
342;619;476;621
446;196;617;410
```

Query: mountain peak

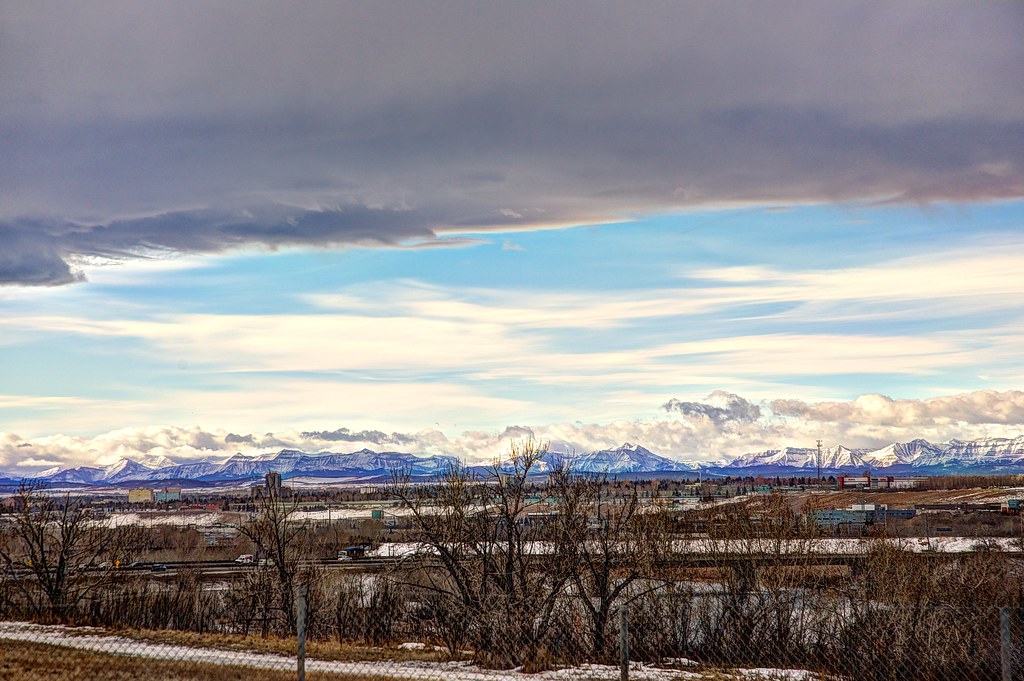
104;457;146;473
572;443;697;473
136;454;176;470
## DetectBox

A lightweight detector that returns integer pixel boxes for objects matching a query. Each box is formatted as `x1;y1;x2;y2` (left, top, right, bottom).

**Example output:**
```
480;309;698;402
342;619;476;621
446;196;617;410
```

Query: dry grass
0;639;378;681
70;626;457;663
0;632;846;681
797;487;1013;510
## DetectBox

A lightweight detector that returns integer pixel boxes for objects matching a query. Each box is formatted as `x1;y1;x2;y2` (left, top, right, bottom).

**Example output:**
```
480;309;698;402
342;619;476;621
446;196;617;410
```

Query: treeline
919;474;1024;490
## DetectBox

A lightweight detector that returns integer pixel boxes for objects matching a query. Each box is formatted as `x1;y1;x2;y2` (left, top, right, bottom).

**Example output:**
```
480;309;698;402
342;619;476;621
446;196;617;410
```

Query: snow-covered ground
0;621;822;680
98;512;226;528
94;504;445;527
367;536;1023;559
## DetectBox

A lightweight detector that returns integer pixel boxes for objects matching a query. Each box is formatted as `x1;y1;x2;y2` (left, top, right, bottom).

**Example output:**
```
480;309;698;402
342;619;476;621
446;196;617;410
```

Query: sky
2;2;1024;472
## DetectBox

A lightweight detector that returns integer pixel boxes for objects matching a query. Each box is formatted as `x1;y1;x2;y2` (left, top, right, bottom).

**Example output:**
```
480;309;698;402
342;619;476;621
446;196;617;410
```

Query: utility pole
296;585;307;681
816;440;823;489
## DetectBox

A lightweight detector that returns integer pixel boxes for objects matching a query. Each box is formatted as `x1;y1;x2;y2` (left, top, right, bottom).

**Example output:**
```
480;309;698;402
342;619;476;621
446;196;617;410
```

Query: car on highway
151;563;167;572
338;545;369;560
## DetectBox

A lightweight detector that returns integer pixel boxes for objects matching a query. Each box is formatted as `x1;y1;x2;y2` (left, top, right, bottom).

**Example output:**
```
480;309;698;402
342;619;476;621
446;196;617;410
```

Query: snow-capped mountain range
4;436;1024;487
498;442;700;476
717;436;1024;474
19;449;461;486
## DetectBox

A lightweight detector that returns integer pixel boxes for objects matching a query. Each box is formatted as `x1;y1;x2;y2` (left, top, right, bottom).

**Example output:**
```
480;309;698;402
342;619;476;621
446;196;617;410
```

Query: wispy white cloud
2;239;1023;446
4;240;1024;400
688;240;1024;320
0;395;99;409
0;316;992;395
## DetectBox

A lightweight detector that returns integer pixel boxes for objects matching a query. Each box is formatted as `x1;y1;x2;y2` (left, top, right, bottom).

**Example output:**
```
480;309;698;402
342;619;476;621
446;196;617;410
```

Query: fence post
619;604;629;681
1002;607;1012;681
296;585;307;681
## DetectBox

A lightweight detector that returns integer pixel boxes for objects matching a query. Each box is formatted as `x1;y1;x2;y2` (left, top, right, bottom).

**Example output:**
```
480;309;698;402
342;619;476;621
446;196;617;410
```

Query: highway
87;548;1017;579
6;545;1020;582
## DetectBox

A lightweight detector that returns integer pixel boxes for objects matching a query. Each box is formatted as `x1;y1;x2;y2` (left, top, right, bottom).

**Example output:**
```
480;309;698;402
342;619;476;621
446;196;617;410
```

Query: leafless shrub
388;439;577;668
550;468;673;659
0;483;146;622
324;572;406;645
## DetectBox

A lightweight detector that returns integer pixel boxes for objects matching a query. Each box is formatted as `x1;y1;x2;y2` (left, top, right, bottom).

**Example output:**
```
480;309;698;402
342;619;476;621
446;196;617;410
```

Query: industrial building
251;470;291;499
1001;499;1024;514
154;487;181;502
809;503;916;533
127;488;154;504
836;474;927;490
127;487;181;504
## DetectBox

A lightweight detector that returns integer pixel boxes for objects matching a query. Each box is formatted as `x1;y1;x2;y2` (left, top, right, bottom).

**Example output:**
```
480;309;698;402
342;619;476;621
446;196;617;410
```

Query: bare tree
551;470;671;657
389;439;575;667
237;487;315;634
0;483;144;621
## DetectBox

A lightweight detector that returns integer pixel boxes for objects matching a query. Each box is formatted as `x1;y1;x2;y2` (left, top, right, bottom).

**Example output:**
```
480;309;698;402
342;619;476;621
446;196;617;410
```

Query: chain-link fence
2;568;1024;681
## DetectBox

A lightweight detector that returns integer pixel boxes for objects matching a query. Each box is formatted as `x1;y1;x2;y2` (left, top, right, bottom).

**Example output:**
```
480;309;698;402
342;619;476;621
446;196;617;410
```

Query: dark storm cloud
3;1;1023;284
0;224;82;285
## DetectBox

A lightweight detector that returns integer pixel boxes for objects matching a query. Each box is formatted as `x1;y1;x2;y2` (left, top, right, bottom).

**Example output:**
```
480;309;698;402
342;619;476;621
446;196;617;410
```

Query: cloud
0;225;83;286
663;391;762;425
5;389;1024;475
0;206;441;286
499;425;536;441
299;428;416;447
13;458;61;468
2;2;1023;284
224;433;255;445
688;240;1024;319
771;390;1024;428
6;235;1024;403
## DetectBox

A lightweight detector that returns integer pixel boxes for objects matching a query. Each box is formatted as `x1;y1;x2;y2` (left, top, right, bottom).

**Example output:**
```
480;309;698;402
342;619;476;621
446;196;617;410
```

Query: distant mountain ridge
715;435;1024;475
497;442;701;476
4;436;1024;487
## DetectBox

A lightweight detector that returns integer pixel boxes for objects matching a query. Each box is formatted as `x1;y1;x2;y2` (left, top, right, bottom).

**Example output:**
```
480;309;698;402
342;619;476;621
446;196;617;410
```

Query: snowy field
96;504;444;528
99;512;227;528
367;536;1024;558
0;621;823;680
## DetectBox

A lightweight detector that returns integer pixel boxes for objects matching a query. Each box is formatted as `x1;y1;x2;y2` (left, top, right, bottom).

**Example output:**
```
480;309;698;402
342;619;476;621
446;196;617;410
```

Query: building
837;474;926;490
266;471;283;497
154;487;181;503
809;503;916;533
127;488;154;504
251;470;289;499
